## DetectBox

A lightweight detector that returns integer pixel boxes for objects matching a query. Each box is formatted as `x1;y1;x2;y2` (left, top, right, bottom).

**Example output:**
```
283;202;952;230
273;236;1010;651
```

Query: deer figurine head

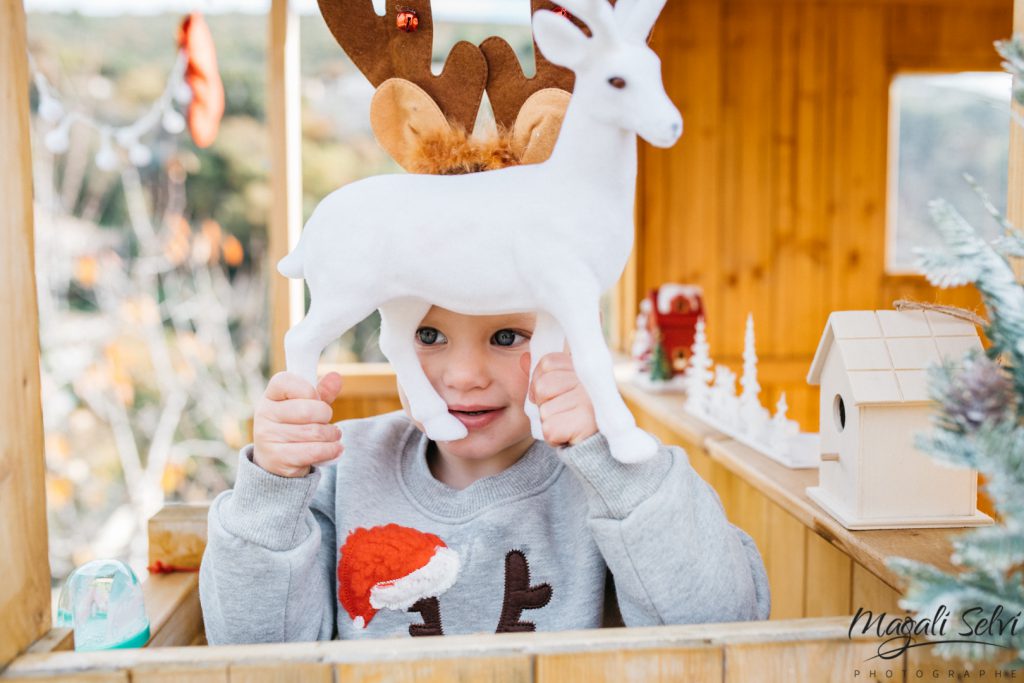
531;0;680;148
279;0;680;464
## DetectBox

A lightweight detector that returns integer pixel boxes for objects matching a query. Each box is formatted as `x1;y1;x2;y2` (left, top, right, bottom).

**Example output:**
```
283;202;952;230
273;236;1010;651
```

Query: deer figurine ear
370;78;452;172
511;88;570;164
533;10;591;70
613;0;667;44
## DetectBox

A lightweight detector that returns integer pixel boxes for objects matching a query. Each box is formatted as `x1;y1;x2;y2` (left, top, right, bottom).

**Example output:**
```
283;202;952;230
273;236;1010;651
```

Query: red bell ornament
396;8;418;32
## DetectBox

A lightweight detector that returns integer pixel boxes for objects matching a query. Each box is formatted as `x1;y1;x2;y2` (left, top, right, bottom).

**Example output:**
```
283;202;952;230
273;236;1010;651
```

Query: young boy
199;305;771;643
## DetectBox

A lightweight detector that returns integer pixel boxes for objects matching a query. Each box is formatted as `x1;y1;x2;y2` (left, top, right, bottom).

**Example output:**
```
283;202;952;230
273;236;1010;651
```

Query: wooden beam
4;616;878;679
0;0;53;668
267;0;304;376
1010;0;1024;254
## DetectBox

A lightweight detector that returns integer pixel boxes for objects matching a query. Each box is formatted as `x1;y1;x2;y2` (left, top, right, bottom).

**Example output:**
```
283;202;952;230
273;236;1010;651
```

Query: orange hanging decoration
177;12;225;149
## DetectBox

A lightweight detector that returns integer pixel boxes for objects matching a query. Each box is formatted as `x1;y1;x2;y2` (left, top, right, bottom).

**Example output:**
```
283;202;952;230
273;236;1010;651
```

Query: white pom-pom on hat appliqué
369;546;461;611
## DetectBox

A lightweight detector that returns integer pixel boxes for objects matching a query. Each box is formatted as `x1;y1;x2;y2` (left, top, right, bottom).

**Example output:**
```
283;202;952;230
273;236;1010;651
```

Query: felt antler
317;0;487;133
479;0;576;132
481;0;625;165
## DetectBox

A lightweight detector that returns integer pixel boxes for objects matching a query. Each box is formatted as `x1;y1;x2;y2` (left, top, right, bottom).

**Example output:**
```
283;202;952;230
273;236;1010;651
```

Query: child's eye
492;329;530;347
416;327;447;345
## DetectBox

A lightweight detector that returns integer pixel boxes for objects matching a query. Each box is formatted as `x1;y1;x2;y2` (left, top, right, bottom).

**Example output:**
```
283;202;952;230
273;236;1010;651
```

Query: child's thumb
317;372;343;404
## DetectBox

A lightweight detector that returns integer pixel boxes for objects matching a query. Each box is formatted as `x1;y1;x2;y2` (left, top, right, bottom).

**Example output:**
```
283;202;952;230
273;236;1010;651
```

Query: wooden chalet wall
638;0;1012;431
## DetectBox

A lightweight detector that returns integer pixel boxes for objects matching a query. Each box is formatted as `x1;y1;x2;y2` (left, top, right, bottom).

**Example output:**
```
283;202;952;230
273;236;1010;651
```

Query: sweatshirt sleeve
199;443;338;644
555;431;771;626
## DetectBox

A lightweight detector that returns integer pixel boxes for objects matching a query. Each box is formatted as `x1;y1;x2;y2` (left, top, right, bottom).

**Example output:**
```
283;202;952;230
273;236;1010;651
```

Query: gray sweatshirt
199;410;770;643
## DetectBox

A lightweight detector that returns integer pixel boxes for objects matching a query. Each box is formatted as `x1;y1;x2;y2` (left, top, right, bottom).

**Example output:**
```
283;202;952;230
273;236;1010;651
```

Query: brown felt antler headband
318;0;628;174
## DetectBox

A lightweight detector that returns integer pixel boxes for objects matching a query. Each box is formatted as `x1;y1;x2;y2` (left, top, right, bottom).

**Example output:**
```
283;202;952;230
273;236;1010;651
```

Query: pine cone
939;355;1015;431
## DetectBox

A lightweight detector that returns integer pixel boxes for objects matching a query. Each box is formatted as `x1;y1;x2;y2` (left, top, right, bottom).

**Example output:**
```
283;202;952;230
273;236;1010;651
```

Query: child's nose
442;347;491;391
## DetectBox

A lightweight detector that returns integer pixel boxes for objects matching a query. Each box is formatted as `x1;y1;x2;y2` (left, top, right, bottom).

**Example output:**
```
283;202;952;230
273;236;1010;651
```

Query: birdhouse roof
806;309;982;405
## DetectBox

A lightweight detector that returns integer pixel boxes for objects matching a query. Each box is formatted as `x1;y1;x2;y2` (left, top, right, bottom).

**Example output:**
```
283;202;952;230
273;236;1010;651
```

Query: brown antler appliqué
495;549;552;633
407;596;444;637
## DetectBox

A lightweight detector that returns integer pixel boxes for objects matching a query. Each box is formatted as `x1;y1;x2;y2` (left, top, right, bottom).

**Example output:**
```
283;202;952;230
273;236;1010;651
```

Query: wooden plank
148;503;209;571
719;3;775;359
338;656;532;683
655;0;723;339
829;4;886;315
144;573;203;648
765;501;806;619
772;0;829;362
536;648;723;682
131;666;227;683
0;0;52;668
804;530;853;617
268;0;304;376
0;674;128;683
230;663;332;683
851;561;906;616
725;639;905;682
2;617;859;678
906;638;1020;677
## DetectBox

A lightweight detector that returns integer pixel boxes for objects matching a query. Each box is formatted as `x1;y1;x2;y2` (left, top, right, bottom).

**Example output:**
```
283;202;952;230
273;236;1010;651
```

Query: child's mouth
449;407;505;430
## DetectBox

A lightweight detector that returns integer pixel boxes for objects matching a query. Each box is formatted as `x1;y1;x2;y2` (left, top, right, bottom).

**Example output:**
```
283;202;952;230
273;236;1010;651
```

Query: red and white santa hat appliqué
337;523;461;630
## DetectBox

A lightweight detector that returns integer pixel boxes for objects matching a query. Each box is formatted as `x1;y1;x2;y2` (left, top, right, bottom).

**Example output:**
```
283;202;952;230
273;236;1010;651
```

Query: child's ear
532;10;591;71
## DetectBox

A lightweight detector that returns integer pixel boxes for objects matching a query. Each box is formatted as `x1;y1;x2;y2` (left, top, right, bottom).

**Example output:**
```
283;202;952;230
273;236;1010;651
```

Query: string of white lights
29;49;192;171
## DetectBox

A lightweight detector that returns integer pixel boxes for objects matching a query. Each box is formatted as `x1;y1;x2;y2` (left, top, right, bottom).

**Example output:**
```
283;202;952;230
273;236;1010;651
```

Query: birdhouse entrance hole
833;394;846;432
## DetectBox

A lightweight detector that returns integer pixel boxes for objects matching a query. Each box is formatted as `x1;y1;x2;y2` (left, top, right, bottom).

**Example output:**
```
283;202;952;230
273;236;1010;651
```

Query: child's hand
520;352;598;447
252;371;344;478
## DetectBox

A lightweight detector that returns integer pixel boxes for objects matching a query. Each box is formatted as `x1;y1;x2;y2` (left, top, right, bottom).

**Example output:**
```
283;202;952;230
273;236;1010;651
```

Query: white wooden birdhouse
805;309;993;530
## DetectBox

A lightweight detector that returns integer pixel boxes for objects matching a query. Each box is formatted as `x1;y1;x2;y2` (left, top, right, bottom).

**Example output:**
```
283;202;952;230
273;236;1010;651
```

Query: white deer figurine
277;0;682;463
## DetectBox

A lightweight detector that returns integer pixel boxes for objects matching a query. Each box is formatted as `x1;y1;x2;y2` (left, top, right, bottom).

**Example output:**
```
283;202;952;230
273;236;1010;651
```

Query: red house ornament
644;284;705;377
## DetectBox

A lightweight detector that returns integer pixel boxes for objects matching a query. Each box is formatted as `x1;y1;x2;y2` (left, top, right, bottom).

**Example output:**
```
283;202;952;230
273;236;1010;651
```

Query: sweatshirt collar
398;419;563;521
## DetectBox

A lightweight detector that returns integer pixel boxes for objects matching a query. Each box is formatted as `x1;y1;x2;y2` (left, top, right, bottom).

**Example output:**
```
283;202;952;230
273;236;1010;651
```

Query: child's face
397;305;536;462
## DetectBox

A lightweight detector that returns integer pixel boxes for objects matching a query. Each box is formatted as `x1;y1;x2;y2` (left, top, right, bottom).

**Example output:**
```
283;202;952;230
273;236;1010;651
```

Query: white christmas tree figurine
683;316;713;415
738;314;771;439
709;364;739;429
769;392;800;453
631;298;654;373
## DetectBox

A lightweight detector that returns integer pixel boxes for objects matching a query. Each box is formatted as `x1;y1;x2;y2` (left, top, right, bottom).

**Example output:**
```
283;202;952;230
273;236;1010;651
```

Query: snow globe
56;559;150;651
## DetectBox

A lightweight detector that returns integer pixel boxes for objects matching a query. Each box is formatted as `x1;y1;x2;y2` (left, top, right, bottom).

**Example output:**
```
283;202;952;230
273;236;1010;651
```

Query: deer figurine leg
525;310;565;440
378;299;468;442
285;297;378;388
549;295;658;463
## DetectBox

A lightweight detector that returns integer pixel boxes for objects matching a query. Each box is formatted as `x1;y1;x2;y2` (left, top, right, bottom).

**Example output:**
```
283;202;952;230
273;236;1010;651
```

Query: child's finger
266;371;319;401
534;352;574;376
532;367;581;405
317;372;343;404
519;352;532;378
538;389;579;423
266;441;343;471
265;398;334;425
269;421;341;444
